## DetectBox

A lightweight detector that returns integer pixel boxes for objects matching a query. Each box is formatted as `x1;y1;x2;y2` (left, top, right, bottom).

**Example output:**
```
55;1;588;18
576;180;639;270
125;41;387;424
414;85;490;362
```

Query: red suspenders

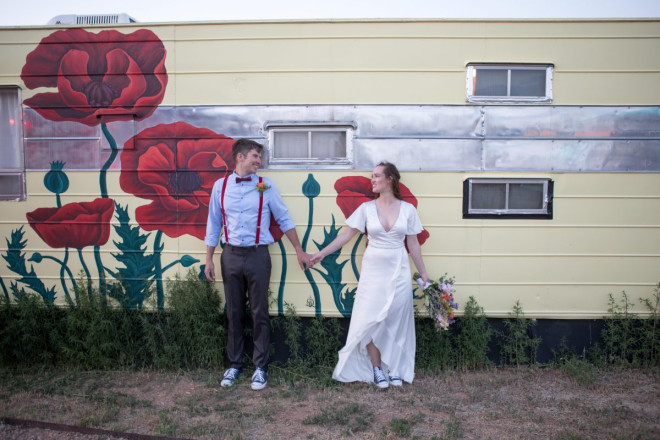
255;177;264;244
220;176;264;245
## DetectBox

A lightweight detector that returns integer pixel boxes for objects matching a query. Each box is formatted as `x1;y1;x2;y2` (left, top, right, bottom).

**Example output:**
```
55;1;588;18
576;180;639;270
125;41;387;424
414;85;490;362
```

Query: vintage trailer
0;18;658;333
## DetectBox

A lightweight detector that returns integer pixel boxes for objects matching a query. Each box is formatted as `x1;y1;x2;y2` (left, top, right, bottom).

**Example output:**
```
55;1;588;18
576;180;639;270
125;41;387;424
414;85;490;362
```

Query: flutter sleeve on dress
345;202;368;233
406;202;423;235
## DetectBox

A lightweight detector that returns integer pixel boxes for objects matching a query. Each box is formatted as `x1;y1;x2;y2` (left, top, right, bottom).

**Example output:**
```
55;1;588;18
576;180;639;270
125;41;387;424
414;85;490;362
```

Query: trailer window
0;87;25;200
466;64;553;103
463;178;553;219
266;123;354;169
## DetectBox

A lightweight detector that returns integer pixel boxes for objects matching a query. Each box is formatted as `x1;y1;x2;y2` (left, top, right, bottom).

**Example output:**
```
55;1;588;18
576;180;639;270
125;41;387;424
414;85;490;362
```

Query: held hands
296;250;325;270
310;252;324;266
295;249;314;271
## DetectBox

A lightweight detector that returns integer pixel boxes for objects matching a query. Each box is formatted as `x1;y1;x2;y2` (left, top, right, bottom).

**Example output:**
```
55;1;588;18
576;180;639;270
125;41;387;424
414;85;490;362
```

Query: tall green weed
499;300;541;366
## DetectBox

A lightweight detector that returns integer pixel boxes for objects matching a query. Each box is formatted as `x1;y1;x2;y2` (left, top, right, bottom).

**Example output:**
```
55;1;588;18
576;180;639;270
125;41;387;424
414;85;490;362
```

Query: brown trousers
220;244;272;370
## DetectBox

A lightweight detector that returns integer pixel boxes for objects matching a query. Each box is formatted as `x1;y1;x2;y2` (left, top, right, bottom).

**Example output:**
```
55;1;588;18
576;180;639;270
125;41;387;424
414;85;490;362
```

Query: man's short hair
232;139;264;162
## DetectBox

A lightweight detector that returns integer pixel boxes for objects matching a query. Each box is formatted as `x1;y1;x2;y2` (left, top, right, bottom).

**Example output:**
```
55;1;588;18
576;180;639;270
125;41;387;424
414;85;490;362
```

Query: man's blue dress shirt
204;172;296;247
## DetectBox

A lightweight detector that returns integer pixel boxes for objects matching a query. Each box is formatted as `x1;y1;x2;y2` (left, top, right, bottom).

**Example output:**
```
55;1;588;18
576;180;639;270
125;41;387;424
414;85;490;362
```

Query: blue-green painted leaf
311;215;355;317
2;227;56;305
109;203;157;309
180;255;199;267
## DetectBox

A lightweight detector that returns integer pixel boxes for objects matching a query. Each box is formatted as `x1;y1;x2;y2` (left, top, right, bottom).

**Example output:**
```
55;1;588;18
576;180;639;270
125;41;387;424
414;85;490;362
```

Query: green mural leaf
2;227;56;305
110;203;157;309
312;215;356;317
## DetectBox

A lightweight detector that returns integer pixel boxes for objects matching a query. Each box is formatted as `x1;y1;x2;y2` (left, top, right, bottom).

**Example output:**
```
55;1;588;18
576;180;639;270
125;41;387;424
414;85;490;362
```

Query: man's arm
204;245;217;281
284;228;312;271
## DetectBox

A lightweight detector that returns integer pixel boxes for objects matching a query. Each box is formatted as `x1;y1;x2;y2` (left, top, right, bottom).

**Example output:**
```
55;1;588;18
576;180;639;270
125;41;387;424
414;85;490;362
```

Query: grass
0;366;657;439
302;402;374;435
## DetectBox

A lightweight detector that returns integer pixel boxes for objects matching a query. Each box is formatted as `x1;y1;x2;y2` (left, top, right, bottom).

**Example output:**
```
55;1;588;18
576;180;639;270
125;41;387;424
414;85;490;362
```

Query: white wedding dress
332;200;423;384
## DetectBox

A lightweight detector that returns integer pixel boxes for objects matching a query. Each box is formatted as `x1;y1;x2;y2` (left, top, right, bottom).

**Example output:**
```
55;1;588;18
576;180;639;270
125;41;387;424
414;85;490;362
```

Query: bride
311;161;429;388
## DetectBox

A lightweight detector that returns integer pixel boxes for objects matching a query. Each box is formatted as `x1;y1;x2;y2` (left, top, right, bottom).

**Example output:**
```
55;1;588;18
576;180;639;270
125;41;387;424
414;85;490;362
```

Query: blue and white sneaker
389;373;403;387
221;368;242;387
373;366;389;389
251;367;268;391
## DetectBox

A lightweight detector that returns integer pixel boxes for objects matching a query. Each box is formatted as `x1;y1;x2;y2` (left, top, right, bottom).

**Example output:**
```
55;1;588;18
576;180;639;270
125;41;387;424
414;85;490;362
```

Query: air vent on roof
47;13;138;25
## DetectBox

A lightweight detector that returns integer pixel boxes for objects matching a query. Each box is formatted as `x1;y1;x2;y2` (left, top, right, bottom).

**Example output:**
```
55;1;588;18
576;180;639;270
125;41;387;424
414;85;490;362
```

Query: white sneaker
251;367;268;391
221;368;242;387
373;366;389;389
389;374;403;387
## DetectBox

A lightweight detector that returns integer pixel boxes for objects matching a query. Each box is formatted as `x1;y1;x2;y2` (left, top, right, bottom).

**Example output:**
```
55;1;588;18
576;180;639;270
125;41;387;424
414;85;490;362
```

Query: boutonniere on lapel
256;181;271;193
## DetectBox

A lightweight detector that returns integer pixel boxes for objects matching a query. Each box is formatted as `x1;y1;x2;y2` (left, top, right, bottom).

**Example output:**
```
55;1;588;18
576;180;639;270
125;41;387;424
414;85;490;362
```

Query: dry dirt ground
0;367;658;440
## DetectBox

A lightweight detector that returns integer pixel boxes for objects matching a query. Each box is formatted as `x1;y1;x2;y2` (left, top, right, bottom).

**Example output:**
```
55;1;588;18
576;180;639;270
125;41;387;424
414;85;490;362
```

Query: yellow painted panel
451;284;656;319
555;73;660;105
174;38;496;72
3;20;659;105
471;227;660;255
7;168;660;318
173;71;467;105
554;198;660;226
169;19;660;40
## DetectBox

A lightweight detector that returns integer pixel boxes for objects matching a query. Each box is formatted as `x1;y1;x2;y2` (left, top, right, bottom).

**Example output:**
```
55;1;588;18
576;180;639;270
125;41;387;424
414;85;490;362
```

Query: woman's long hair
375;161;403;200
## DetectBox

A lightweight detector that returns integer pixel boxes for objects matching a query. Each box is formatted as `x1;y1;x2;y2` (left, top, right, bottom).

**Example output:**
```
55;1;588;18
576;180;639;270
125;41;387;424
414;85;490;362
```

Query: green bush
454;296;492;370
600;285;660;367
415;316;455;372
499;300;541;367
271;303;343;386
2;276;659;374
0;270;225;370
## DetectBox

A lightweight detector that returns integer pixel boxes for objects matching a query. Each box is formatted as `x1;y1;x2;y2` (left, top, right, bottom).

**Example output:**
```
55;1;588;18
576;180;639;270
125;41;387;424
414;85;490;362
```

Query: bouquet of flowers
414;272;459;331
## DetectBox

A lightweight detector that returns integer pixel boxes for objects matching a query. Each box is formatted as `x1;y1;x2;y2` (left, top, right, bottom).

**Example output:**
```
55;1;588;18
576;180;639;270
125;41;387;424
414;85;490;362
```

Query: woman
311;162;429;388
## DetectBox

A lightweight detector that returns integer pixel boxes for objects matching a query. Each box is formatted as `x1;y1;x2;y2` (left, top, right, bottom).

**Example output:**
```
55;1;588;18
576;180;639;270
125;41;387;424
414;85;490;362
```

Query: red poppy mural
269;213;284;243
120;122;235;240
21;28;167;126
26;198;115;249
334;176;430;245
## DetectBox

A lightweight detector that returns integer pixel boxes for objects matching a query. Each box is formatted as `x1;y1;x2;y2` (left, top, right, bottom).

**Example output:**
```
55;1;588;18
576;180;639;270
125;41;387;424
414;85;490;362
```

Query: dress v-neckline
374;200;402;233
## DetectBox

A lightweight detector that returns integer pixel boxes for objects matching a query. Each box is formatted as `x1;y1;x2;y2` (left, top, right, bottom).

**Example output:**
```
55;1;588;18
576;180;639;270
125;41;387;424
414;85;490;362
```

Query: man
205;138;311;391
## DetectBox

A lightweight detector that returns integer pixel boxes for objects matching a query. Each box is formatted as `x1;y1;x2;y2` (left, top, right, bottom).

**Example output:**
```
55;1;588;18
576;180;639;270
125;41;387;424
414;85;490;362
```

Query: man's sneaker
251;367;268;391
373;366;389;389
221;368;242;387
389;374;403;387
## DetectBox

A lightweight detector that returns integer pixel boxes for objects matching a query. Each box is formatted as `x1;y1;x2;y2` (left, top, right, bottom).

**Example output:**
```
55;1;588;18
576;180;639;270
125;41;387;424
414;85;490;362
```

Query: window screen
0;87;25;200
467;64;553;103
463;178;553;219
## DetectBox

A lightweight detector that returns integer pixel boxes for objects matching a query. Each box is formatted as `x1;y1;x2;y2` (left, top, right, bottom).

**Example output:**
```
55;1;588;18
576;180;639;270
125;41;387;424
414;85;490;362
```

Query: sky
1;0;659;26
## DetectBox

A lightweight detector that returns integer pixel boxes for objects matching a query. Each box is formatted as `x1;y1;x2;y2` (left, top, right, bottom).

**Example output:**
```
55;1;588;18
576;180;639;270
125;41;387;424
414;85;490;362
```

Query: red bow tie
236;176;252;183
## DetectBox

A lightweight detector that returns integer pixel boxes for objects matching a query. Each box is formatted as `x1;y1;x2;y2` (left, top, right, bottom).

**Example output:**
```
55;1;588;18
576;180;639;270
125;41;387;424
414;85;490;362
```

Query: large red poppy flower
334;176;429;245
120;122;235;240
21;28;167;126
26;198;115;249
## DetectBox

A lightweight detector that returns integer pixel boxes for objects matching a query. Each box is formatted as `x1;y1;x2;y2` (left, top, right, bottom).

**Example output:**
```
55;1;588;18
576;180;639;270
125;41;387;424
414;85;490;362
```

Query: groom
204;139;312;390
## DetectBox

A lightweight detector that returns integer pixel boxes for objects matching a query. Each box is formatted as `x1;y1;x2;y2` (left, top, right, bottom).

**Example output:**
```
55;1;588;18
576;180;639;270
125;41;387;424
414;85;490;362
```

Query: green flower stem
77;248;94;306
41;253;76;305
277;240;287;316
160;259;185;273
153;230;165;310
302;197;314;251
94;245;107;306
351;234;363;281
93;122;117;306
99;123;118;199
301;196;321;315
